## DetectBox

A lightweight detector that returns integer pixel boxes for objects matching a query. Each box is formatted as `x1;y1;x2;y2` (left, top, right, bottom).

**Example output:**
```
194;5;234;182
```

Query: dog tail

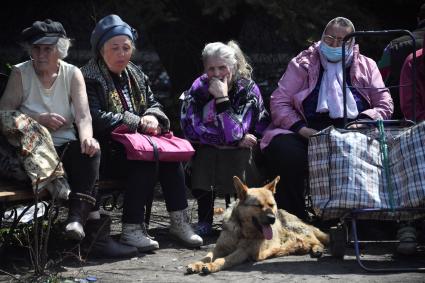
313;228;330;245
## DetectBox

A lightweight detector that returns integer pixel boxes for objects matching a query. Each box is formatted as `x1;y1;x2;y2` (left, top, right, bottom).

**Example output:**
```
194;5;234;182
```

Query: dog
187;176;329;274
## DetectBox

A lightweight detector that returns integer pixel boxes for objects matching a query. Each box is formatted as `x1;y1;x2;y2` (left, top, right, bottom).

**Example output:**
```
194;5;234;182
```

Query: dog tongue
262;224;273;240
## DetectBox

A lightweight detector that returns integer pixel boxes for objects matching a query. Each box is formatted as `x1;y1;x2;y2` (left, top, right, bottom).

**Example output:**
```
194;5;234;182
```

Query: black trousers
99;140;188;225
191;189;215;225
56;140;100;201
122;160;188;224
263;133;309;220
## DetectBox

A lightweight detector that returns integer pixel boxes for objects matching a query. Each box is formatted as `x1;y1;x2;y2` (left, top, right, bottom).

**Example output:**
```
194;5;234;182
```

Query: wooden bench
0;179;127;229
0;176;160;228
0;181;49;203
0;178;132;259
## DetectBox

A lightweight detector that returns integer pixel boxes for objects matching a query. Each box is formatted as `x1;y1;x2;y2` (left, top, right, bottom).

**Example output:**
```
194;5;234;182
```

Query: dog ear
233;176;248;201
264;176;280;194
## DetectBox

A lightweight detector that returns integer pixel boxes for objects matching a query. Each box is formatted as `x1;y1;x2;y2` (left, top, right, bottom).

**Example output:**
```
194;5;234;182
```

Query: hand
208;76;228;99
139;115;160;135
81;137;100;157
38;112;66;131
238;134;257;149
298;127;318;139
347;123;368;129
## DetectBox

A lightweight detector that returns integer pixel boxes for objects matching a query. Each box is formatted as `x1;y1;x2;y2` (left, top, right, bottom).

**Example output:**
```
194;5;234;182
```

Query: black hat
21;19;67;45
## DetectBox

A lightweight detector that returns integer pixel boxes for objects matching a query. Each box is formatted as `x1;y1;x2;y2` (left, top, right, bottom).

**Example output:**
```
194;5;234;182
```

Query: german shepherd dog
187;176;329;274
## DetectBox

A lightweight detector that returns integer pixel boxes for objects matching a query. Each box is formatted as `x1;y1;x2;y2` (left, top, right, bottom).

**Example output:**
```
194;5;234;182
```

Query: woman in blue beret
81;14;203;251
0;19;137;258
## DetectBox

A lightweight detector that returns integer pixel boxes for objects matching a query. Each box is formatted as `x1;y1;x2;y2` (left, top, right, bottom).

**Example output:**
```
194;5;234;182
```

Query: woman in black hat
81;14;203;251
0;19;137;258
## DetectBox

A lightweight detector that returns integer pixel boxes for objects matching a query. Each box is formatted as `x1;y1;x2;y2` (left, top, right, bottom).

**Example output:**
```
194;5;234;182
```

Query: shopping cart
309;30;425;272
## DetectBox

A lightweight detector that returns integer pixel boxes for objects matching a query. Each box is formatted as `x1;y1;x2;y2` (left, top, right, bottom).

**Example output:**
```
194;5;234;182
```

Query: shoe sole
65;230;85;241
137;245;159;252
120;240;159;252
169;232;203;248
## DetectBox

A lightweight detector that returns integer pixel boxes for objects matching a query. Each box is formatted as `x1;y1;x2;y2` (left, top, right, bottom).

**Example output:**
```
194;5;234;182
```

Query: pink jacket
400;47;425;121
261;42;393;150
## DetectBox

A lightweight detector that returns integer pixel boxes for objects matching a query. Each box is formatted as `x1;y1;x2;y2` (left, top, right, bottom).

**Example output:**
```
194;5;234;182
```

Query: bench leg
0;203;4;229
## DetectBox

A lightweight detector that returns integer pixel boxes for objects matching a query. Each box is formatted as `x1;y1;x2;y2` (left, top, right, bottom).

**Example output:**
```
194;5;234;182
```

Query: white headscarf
316;17;358;119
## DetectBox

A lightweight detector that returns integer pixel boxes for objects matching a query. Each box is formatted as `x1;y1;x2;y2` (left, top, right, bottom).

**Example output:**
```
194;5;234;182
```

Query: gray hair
324;17;355;34
22;37;72;59
56;38;72;59
202;40;252;80
322;17;356;48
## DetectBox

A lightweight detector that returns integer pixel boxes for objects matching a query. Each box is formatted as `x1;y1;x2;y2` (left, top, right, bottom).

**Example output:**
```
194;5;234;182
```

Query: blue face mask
320;42;351;62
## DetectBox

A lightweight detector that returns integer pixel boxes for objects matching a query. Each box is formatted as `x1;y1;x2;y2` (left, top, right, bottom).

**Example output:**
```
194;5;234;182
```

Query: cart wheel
329;224;347;258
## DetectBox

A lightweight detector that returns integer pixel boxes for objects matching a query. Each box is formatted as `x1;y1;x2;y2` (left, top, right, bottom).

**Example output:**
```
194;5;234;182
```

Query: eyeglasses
322;34;351;47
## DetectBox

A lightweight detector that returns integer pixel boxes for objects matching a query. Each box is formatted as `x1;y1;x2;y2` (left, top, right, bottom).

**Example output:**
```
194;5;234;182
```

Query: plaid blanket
309;121;425;220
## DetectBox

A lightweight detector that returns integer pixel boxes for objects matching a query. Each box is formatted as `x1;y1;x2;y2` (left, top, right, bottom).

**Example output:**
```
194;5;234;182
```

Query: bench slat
0;179;125;203
0;190;48;202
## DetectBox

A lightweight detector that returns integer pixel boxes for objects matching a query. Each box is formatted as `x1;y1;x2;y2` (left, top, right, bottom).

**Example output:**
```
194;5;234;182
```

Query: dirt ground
1;196;425;283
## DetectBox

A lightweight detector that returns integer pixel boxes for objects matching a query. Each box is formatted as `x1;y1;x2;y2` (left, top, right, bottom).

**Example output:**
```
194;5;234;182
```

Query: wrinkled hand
298;127;318;139
139;115;160;135
38;112;66;131
208;76;228;99
238;133;257;149
81;137;100;157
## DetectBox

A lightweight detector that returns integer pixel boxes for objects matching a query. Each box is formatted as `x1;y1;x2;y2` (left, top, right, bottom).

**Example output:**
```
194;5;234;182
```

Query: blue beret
90;14;137;53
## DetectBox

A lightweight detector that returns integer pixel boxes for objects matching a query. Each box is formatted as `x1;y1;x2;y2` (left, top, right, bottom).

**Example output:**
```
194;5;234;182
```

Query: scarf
317;48;359;119
82;59;146;114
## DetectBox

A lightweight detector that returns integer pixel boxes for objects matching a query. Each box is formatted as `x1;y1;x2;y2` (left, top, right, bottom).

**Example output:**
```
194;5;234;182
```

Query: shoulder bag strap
142;134;159;227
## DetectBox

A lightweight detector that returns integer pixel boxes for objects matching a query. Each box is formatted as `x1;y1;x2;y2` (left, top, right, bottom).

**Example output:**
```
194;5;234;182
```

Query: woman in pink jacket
261;17;393;221
400;37;425;122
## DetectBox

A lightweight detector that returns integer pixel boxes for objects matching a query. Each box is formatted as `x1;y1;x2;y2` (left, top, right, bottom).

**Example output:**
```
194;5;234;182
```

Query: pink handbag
111;124;195;162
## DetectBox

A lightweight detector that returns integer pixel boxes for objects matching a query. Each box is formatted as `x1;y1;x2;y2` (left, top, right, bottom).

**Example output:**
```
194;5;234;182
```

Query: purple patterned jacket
180;74;269;146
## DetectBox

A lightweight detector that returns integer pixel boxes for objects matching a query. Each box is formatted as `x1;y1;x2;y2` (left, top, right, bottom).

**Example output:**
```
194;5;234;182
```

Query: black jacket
82;60;170;140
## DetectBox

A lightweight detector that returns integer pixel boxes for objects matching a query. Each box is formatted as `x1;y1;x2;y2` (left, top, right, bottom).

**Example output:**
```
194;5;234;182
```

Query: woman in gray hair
261;17;393;220
181;40;269;236
0;19;137;258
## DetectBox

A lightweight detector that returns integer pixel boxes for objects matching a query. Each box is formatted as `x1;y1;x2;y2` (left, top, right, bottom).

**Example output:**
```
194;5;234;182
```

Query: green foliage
0;220;50;243
0;62;13;76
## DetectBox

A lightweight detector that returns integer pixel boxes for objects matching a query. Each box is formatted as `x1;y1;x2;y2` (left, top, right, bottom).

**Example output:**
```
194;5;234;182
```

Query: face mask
320;42;351;62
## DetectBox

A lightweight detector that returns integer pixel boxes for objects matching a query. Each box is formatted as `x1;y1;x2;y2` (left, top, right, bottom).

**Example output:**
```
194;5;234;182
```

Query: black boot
82;215;138;258
65;193;96;241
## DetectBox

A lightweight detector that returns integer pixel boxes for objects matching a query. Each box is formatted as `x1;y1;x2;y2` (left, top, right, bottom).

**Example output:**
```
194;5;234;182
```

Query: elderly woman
261;17;393;221
180;41;269;236
397;39;425;255
81;14;202;251
400;39;425;122
0;19;136;257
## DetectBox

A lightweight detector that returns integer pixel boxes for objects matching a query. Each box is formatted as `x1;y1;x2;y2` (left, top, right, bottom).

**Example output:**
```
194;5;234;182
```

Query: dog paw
186;263;202;274
310;249;323;258
201;264;212;275
186;266;196;274
310;246;324;258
